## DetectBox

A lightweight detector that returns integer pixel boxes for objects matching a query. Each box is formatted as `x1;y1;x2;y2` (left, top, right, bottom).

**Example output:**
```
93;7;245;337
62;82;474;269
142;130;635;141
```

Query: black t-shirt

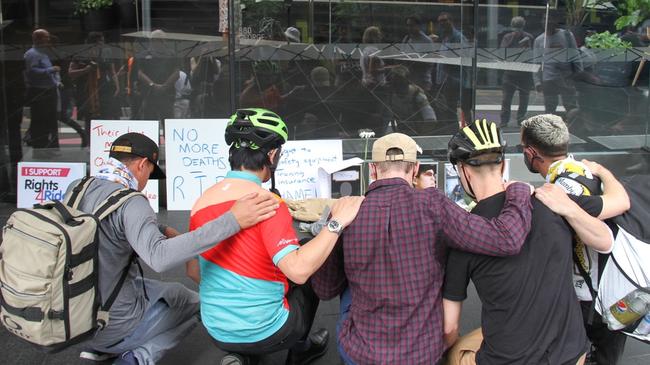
443;192;602;365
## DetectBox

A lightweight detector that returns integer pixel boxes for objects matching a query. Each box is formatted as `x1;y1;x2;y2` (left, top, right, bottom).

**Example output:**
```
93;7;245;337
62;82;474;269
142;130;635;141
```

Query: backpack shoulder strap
556;171;602;195
610;254;650;294
573;249;598;325
64;176;94;209
93;189;145;221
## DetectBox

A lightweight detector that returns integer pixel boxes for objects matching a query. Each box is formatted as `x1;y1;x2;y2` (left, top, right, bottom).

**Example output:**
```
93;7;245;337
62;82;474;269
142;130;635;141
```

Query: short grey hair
520;114;569;156
511;16;526;30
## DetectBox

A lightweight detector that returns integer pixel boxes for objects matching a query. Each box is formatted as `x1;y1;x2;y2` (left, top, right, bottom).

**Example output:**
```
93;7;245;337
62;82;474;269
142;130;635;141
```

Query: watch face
328;220;342;232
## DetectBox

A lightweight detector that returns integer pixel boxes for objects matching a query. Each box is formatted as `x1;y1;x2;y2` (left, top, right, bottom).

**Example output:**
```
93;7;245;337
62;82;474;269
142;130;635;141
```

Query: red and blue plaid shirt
311;178;533;365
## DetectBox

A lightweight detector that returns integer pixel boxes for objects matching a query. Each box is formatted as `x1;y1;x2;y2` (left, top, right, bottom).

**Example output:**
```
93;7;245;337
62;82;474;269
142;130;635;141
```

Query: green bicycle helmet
448;119;506;166
225;108;288;150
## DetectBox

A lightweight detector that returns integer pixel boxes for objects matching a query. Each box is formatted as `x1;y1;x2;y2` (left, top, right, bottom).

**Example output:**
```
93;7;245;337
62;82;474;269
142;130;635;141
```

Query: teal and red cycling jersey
190;197;300;343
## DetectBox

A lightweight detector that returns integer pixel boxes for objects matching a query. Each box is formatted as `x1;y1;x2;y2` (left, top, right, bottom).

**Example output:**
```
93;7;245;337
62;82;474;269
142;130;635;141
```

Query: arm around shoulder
582;160;630;219
123;195;241;272
441;182;532;256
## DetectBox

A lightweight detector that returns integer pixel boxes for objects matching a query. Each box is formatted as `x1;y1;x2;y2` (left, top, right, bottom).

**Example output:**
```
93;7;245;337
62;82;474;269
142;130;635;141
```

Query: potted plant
74;0;116;32
569;30;635;134
614;0;650;31
581;30;633;87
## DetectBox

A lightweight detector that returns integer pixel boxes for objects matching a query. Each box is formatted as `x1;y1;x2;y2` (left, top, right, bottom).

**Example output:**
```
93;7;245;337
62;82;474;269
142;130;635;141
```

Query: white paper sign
90;120;160;212
17;162;87;208
269;140;343;200
164;119;230;210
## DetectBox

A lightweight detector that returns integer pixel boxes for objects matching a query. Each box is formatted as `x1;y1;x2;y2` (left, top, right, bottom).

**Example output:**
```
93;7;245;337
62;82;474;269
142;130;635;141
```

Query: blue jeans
88;279;199;365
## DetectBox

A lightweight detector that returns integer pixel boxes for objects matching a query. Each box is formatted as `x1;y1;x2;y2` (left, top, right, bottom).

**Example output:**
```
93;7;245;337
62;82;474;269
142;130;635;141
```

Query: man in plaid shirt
311;132;533;365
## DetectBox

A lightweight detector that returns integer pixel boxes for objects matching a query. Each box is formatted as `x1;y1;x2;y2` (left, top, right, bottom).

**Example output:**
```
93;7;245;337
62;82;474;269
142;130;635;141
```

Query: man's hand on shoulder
580;159;605;177
535;183;579;217
230;192;280;229
330;196;365;228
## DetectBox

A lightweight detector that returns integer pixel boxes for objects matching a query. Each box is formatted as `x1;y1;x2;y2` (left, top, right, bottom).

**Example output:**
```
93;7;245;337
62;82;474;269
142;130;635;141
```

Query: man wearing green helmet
187;108;364;365
443;119;614;365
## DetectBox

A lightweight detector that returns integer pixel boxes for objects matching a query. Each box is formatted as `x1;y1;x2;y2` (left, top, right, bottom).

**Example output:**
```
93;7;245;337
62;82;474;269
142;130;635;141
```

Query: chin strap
460;165;477;201
269;168;281;197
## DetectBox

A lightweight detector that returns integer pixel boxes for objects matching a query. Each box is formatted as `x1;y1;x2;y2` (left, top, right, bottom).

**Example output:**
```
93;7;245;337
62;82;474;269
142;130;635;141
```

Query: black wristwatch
327;219;343;235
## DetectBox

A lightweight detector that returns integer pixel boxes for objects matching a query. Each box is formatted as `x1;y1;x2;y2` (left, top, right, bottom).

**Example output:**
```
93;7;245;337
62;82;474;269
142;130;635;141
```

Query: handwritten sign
90;120;160;212
164;118;343;208
164;119;230;210
17;162;86;208
269;140;343;200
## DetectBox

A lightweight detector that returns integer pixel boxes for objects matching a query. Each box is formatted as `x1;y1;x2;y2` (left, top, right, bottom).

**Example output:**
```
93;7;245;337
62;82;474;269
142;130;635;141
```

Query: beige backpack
0;177;142;352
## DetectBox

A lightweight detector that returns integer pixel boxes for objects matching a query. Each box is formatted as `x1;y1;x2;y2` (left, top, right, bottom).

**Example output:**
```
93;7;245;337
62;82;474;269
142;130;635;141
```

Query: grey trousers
87;278;200;365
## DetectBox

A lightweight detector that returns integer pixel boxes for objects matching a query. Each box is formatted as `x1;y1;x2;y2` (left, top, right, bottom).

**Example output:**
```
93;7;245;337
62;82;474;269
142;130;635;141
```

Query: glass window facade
1;0;649;200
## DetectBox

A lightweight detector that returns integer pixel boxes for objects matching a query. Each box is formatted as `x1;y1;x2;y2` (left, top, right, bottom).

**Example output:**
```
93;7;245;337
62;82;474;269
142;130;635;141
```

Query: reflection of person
500;17;534;127
285;66;338;138
24;29;60;149
240;60;304;113
434;12;473;124
533;14;578;115
284;26;301;43
520;114;631;365
360;26;388;89
135;29;179;121
73;133;279;364
312;133;534;365
444;119;613;365
173;70;192;118
386;65;436;124
190;48;222;117
189;109;363;365
414;164;436;189
401;15;434;92
69;32;120;144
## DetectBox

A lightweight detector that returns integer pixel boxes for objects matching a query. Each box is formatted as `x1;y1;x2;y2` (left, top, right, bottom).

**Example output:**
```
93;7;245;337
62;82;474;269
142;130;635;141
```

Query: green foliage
73;0;113;15
614;0;650;30
585;31;632;49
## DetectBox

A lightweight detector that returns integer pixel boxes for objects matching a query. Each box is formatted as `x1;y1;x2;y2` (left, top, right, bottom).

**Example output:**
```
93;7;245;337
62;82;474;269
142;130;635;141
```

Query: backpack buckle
96;310;109;330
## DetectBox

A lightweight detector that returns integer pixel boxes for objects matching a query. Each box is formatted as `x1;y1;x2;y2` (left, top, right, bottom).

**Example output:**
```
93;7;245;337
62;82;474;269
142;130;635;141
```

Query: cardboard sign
90;120;160;212
17;162;86;208
164;119;230;211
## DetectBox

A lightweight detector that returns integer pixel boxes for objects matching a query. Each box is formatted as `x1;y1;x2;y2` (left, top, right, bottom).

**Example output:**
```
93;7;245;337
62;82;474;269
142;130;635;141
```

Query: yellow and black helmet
448;119;506;166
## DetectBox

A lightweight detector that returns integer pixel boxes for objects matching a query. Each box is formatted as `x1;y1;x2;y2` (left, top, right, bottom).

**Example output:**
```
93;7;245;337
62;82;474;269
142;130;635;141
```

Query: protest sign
17;162;86;208
270;140;343;200
164;119;230;210
90;120;160;212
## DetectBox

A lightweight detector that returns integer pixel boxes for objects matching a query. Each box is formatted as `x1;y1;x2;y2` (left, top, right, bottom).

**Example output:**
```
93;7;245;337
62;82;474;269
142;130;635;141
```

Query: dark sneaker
113;351;138;365
285;328;329;365
221;353;259;365
79;349;116;362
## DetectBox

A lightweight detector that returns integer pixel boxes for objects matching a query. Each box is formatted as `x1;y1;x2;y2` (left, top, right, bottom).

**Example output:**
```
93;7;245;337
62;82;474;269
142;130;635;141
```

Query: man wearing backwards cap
311;132;534;365
69;132;279;365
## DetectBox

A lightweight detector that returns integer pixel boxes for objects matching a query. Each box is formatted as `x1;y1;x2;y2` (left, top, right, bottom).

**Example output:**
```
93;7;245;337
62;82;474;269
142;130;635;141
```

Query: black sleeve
570;195;603;218
442;249;472;301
